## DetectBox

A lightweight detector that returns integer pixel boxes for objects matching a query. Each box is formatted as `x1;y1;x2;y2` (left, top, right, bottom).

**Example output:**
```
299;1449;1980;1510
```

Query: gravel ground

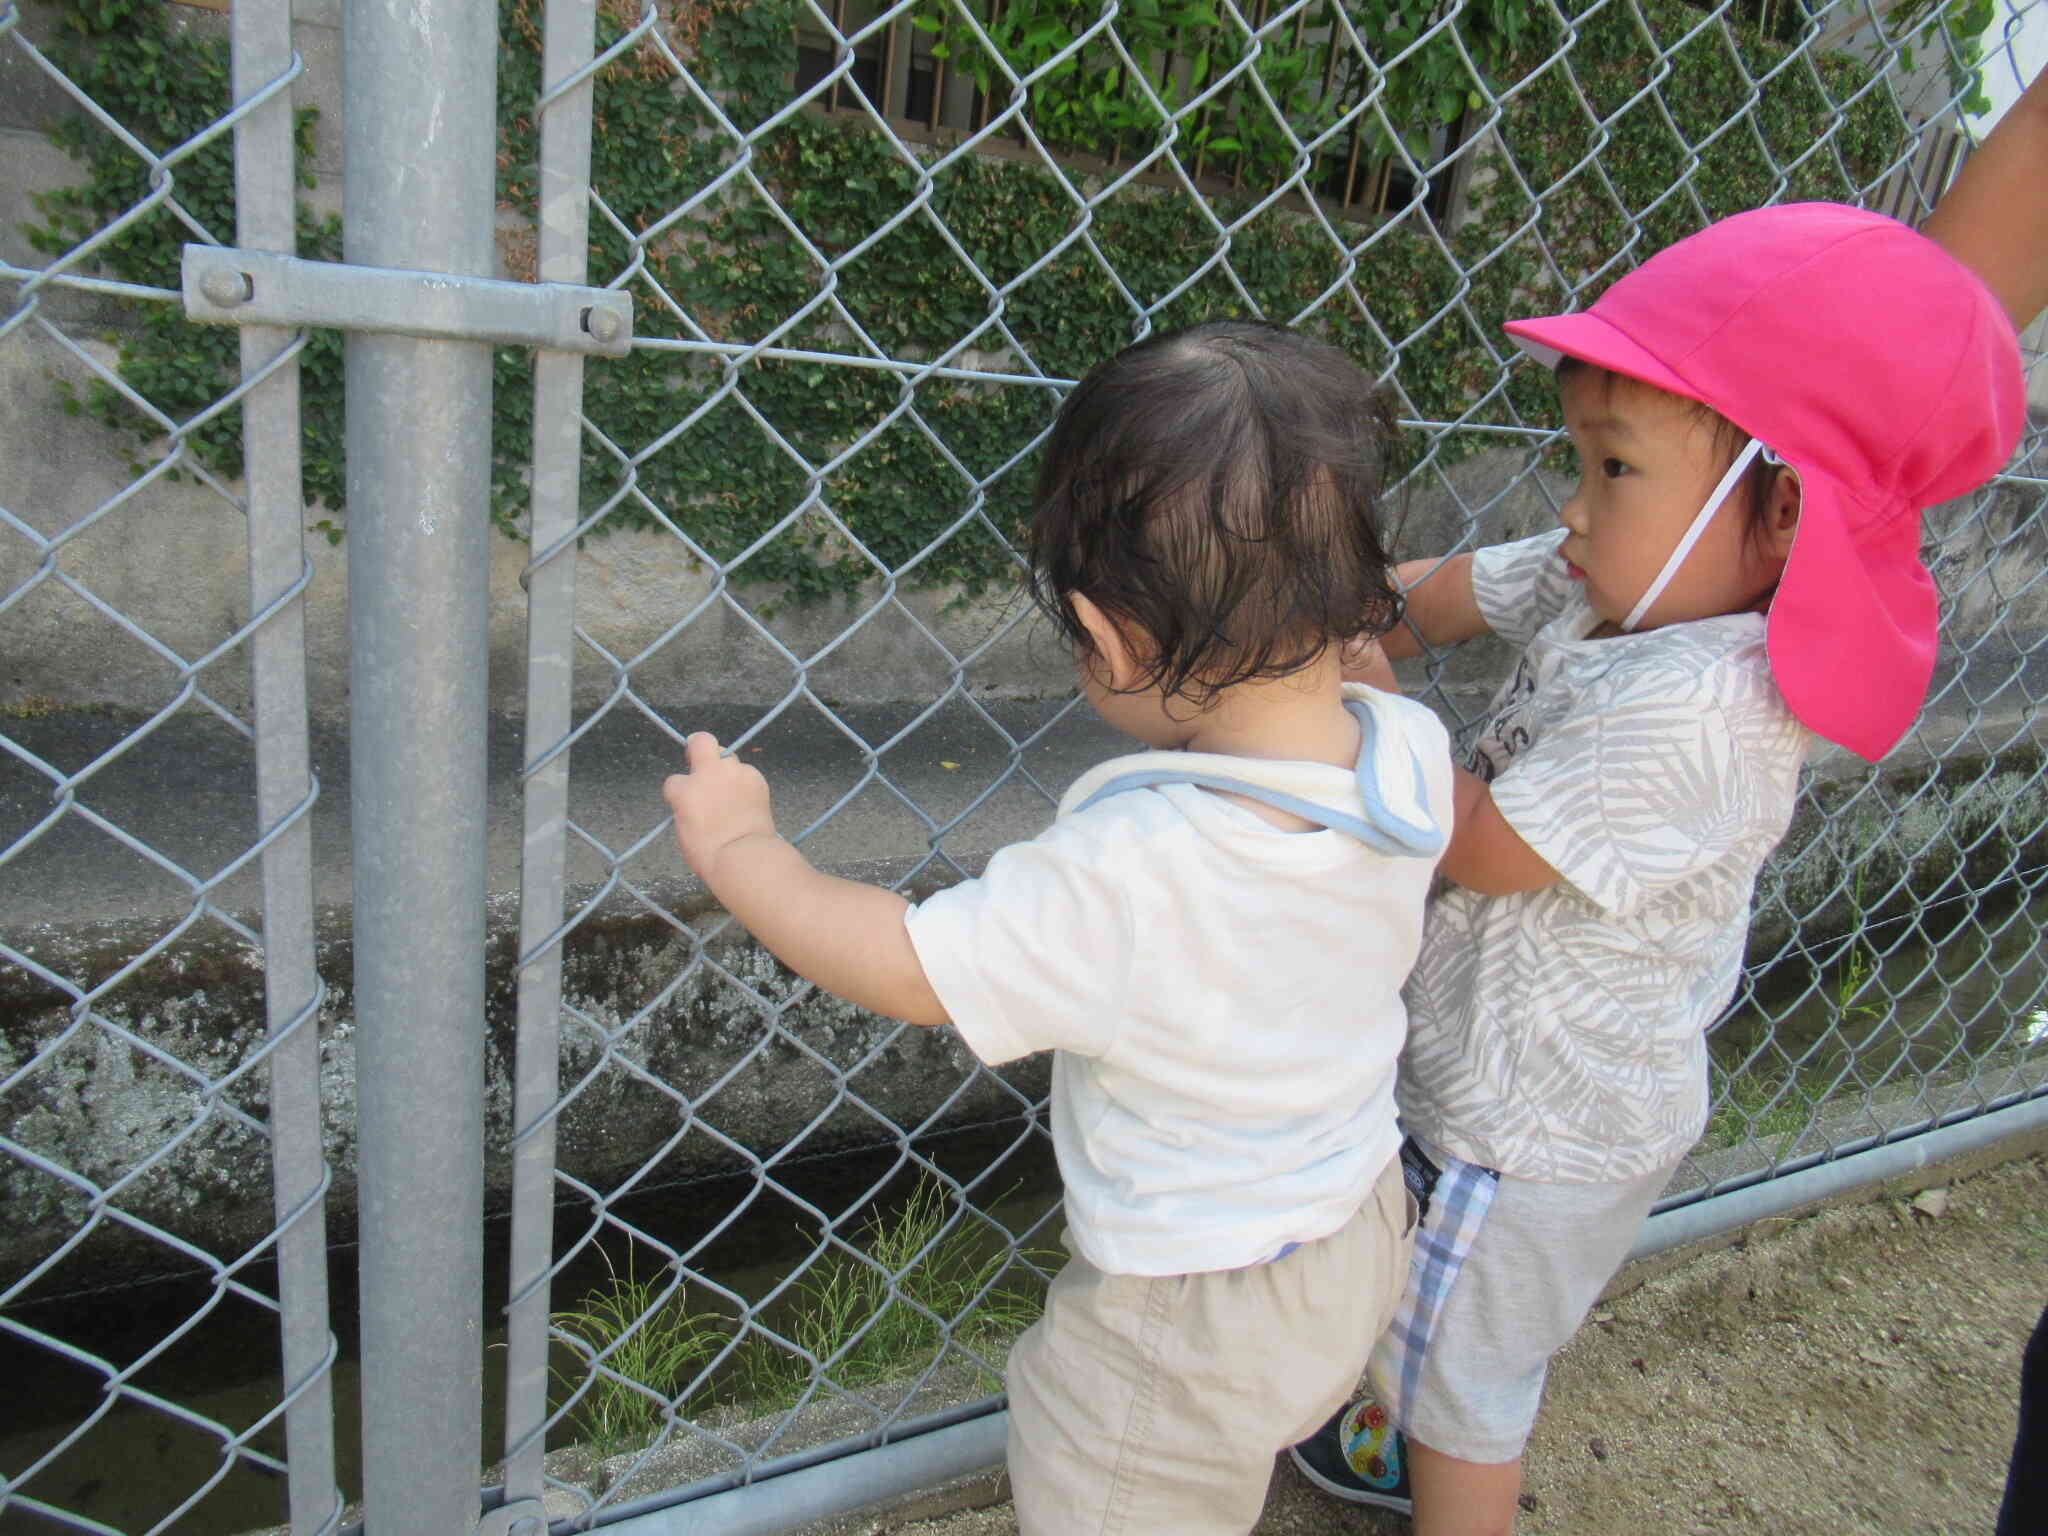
815;1151;2048;1536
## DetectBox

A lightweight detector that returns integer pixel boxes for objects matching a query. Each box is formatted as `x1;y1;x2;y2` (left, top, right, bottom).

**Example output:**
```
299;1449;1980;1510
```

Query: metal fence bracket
181;244;633;355
476;1498;550;1536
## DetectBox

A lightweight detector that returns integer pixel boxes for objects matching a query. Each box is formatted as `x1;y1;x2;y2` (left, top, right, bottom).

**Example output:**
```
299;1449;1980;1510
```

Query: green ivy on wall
27;0;347;510
29;0;1915;599
908;0;1531;175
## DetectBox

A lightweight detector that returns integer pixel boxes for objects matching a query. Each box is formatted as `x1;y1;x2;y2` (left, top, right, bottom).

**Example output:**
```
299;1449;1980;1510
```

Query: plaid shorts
1365;1143;1675;1461
1367;1135;1499;1432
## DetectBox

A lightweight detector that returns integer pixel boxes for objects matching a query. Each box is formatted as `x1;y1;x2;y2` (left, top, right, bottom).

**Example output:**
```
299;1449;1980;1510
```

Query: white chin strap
1620;438;1781;632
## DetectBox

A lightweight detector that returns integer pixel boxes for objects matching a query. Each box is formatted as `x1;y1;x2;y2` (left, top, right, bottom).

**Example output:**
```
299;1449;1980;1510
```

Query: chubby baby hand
663;732;778;881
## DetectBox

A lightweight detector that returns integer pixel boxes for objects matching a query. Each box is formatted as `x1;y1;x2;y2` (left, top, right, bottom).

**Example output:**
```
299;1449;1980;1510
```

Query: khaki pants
1006;1156;1414;1535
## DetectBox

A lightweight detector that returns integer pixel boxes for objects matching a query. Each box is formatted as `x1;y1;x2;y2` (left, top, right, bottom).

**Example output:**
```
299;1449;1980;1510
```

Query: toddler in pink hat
1290;202;2025;1529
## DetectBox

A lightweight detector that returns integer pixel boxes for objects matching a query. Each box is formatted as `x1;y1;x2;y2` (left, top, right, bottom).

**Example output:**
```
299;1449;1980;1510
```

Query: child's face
1554;369;1788;631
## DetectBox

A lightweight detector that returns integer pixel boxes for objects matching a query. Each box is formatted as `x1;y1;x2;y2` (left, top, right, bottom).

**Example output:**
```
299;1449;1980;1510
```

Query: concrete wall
7;0;2047;727
0;0;1076;723
8;348;2044;727
0;332;1074;721
5;712;2045;1296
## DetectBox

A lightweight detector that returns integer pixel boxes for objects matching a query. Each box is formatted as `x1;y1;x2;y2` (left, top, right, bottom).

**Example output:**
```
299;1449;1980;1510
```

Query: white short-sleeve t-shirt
1397;530;1811;1184
905;685;1455;1276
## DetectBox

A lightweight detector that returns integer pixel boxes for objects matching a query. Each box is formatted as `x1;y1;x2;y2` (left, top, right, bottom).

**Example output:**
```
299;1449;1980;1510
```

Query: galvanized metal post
230;2;338;1530
344;0;498;1525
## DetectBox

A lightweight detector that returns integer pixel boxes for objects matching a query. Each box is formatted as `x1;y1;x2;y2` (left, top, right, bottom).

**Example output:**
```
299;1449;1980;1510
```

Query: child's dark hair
1028;320;1402;705
1555;358;1789;543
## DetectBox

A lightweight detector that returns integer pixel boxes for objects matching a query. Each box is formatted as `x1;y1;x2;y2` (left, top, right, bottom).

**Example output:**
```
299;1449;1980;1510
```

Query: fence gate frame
222;0;334;1531
193;0;627;1526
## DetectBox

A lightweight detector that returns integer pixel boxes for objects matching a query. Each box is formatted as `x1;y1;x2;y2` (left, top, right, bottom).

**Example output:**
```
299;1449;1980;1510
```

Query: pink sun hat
1502;202;2025;762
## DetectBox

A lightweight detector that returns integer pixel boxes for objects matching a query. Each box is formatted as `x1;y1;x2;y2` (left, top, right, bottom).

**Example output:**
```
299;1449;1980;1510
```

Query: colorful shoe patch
1340;1396;1406;1492
1289;1398;1413;1511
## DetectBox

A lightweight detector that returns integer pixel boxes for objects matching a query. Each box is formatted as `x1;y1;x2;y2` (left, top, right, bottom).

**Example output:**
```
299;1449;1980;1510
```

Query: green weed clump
1701;1054;1834;1156
551;1256;726;1458
545;1177;1051;1455
737;1175;1051;1411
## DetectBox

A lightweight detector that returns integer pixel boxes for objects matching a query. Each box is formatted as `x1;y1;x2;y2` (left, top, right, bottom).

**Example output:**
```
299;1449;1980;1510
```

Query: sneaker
1288;1396;1414;1515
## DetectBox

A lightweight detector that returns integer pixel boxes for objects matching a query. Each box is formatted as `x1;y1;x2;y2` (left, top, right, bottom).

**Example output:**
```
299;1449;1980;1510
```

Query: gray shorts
1367;1150;1674;1464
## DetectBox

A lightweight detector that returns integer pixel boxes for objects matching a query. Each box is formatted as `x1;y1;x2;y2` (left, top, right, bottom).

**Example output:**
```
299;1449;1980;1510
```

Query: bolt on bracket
181;245;633;357
474;1499;548;1536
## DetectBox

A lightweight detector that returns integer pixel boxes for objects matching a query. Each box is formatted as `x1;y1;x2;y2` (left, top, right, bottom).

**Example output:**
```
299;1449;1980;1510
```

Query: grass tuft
551;1252;725;1458
1701;1055;1836;1155
737;1175;1051;1411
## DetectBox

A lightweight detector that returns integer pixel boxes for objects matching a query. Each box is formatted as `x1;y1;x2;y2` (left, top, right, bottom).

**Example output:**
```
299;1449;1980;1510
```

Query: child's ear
1068;593;1145;690
1761;467;1801;560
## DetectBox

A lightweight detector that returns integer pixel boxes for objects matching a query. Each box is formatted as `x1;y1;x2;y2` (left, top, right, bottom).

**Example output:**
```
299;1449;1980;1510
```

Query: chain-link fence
1;0;339;1529
3;0;2046;1530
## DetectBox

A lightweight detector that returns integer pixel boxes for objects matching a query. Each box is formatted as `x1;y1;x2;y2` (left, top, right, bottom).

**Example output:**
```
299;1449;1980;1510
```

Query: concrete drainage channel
10;674;2048;1288
0;1111;1063;1535
4;667;2048;1533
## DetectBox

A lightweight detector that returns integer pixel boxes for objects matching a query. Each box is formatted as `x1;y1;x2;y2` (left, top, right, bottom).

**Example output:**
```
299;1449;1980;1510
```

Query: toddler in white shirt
664;320;1454;1534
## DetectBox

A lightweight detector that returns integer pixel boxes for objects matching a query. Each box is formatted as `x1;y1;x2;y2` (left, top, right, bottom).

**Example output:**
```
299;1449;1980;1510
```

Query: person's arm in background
1342;552;1559;891
1940;67;2048;1530
1922;62;2048;329
1342;553;1490;688
1382;554;1488;660
1439;770;1561;894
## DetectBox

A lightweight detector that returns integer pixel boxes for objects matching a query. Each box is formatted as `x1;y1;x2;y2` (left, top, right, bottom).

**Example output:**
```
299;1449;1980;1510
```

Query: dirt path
846;1152;2048;1536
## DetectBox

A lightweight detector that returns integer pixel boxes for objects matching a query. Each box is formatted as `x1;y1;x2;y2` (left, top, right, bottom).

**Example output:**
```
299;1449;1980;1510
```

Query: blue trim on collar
1071;700;1446;858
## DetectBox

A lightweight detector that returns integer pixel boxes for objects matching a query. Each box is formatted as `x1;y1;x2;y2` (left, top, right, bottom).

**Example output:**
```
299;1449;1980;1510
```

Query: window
795;3;1475;225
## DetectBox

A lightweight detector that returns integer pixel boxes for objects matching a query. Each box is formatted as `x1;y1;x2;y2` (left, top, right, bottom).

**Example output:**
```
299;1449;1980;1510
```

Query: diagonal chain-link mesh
5;0;2045;1529
1;0;337;1530
501;0;2048;1524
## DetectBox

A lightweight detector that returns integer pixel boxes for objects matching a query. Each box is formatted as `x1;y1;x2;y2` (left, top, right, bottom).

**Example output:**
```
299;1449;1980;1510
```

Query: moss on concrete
0;912;1044;1294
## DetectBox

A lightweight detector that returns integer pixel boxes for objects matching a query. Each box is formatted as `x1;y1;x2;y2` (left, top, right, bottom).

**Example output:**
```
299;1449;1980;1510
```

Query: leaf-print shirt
1396;529;1811;1183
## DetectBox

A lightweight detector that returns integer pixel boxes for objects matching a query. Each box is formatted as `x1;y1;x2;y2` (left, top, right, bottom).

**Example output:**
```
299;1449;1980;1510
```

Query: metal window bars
795;0;1477;219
